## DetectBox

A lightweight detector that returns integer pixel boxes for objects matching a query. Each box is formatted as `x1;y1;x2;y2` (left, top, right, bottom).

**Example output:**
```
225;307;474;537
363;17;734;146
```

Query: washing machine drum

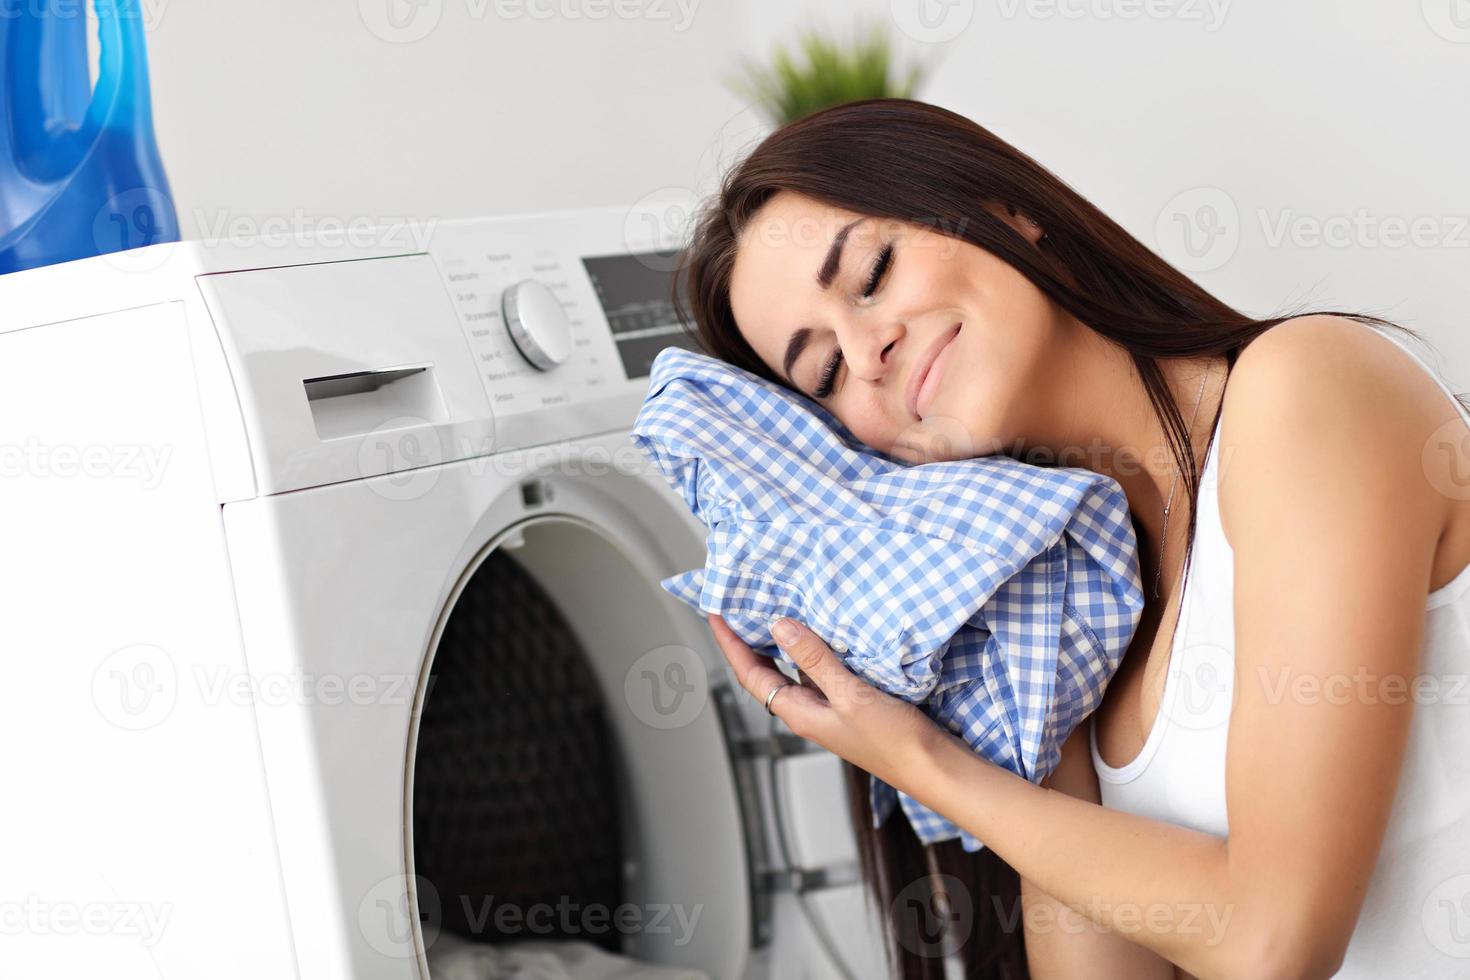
412;548;624;950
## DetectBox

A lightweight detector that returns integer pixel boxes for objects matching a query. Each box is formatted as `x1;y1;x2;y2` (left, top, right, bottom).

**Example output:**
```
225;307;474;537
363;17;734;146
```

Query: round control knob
501;279;572;371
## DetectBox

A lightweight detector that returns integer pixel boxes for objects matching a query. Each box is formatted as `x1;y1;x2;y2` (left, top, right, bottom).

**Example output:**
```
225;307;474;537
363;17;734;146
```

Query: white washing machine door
222;432;882;980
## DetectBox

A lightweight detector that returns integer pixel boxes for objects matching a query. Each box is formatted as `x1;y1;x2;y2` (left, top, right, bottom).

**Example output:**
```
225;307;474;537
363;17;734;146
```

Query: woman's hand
705;612;947;792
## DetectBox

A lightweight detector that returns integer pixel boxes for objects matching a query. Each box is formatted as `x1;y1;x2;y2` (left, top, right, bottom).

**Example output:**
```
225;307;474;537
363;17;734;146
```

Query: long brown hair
672;97;1434;978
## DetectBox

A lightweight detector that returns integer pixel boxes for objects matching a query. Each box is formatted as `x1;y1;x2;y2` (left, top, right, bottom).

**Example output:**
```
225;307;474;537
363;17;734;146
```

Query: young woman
675;98;1470;979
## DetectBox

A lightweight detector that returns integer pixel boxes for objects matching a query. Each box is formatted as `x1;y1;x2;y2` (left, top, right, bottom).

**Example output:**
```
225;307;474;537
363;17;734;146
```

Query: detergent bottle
0;0;179;274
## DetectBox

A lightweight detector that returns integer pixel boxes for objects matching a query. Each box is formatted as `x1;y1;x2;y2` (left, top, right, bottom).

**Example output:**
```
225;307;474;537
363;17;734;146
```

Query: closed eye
863;242;893;297
813;347;843;399
813;243;891;398
801;241;893;399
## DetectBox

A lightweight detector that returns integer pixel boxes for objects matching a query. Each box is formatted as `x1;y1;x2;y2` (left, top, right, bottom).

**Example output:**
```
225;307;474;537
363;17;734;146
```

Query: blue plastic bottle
0;0;179;274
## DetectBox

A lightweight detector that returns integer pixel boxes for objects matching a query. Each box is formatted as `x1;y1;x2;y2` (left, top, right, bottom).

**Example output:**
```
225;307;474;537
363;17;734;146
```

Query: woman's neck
1030;321;1229;574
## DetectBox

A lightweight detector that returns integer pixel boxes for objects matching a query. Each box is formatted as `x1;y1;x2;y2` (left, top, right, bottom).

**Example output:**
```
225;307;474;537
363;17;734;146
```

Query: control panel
426;203;701;419
194;199;704;497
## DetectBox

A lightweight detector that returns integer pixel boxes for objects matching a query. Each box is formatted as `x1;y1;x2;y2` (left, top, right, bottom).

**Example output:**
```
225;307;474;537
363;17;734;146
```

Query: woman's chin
889;412;981;464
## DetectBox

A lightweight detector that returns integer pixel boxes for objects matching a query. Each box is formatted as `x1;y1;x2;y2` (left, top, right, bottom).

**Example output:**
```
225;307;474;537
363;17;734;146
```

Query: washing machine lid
193;199;699;497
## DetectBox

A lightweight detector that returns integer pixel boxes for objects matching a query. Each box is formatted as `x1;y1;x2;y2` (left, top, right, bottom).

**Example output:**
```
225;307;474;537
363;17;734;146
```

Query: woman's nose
841;322;902;381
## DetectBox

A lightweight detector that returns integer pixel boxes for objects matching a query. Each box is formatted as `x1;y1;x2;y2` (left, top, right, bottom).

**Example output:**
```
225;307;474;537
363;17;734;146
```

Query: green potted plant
724;17;933;127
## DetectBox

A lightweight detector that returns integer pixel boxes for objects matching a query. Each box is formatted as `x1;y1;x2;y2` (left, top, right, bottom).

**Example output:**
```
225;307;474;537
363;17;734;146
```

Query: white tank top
1090;324;1470;975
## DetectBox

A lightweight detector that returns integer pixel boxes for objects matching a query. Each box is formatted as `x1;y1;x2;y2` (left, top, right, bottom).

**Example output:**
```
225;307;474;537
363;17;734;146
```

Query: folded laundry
426;932;711;980
630;347;1146;852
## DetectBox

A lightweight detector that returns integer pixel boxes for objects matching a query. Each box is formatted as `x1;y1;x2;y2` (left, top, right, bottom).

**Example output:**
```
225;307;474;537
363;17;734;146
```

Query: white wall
143;0;1470;379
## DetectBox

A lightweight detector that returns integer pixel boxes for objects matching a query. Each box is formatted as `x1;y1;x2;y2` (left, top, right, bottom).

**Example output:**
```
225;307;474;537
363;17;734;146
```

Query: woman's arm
1022;722;1175;980
710;317;1445;979
717;611;1249;973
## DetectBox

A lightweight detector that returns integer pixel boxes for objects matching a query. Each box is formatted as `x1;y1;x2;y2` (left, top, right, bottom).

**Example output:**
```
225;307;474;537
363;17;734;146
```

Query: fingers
706;612;787;695
706;613;935;780
705;613;762;676
705;613;830;722
768;618;859;702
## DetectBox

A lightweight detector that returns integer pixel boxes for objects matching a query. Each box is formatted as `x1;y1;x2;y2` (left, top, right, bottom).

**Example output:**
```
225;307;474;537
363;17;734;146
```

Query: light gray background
139;0;1470;379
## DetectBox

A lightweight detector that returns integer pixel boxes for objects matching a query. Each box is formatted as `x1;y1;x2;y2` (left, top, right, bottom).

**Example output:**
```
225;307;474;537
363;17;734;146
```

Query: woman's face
729;190;1066;463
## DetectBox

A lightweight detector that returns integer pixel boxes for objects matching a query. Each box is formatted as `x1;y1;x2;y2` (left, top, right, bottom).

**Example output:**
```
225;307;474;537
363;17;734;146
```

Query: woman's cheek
841;393;895;452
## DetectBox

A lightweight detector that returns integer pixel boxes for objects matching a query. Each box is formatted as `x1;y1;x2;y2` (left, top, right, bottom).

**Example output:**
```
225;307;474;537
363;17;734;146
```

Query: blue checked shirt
630;347;1145;852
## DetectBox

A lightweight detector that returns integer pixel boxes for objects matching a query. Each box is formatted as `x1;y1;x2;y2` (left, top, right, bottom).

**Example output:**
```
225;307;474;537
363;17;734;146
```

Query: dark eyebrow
816;217;863;290
781;217;864;384
781;327;814;386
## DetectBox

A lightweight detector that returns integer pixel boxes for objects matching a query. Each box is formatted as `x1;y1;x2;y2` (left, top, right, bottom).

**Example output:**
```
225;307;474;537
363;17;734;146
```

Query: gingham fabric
630;347;1146;852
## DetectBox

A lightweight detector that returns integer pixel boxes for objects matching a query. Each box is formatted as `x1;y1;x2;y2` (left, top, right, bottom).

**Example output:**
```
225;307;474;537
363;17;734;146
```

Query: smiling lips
908;322;962;421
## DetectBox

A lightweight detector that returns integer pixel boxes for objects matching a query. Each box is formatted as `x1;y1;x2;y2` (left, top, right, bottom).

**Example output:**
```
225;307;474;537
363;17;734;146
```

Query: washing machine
0;200;894;979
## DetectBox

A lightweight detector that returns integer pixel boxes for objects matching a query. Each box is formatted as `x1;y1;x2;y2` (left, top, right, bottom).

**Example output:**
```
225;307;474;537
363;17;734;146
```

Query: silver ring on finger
764;680;795;715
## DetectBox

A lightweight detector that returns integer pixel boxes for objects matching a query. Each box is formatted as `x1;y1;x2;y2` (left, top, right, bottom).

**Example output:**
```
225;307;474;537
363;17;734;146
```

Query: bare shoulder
1215;314;1454;544
1229;313;1428;405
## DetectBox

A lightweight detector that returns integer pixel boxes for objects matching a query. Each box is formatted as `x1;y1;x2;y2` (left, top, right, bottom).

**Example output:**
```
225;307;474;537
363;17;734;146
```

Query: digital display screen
581;250;701;379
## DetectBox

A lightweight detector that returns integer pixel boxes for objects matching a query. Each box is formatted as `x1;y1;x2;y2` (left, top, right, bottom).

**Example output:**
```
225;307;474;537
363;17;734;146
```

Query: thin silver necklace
1154;366;1210;600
